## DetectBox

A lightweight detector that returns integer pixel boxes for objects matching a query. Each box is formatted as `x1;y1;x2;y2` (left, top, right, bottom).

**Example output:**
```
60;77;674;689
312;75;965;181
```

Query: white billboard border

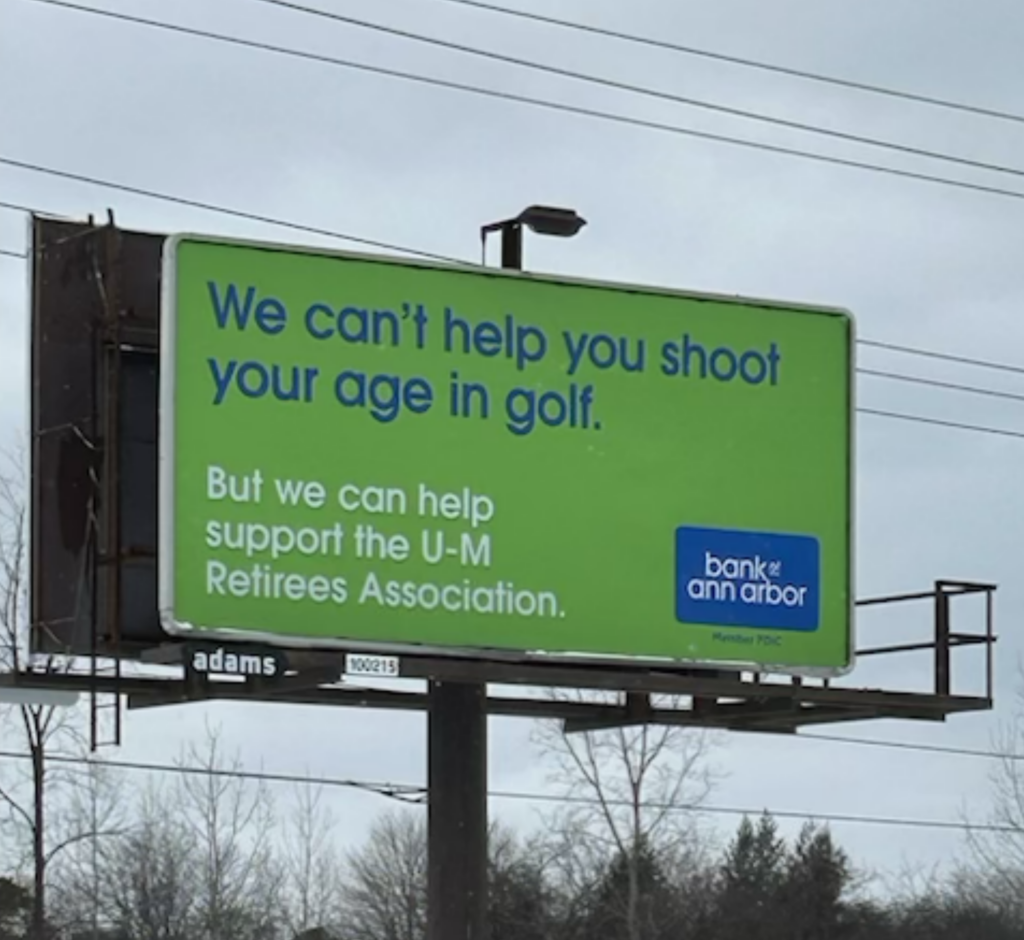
158;232;855;680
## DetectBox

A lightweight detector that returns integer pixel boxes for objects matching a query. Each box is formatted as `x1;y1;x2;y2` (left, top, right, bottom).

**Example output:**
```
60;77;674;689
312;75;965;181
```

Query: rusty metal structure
17;578;995;729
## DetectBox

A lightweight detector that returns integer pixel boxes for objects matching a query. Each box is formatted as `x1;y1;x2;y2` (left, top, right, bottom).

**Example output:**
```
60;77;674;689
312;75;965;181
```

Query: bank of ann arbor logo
675;526;820;632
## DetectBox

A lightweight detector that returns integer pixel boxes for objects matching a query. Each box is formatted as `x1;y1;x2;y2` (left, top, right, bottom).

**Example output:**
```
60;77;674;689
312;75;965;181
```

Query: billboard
159;235;853;675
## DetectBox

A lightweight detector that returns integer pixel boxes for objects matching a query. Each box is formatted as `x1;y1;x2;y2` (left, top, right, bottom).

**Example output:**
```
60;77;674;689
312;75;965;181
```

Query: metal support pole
935;581;951;698
425;217;529;940
500;222;523;270
427;680;488;940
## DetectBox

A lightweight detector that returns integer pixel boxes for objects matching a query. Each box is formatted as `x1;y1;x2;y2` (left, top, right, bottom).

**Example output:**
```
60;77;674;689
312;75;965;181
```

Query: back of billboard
159;235;853;675
30;218;165;658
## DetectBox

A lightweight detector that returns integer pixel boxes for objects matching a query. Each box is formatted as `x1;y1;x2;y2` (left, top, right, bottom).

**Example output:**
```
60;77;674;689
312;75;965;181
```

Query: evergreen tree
715;813;787;940
489;840;555;940
779;822;851;940
578;836;676;940
292;929;337;940
0;879;30;940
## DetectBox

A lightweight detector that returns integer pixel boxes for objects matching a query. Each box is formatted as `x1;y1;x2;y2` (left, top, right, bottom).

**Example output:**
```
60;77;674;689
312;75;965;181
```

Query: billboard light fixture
480;205;586;267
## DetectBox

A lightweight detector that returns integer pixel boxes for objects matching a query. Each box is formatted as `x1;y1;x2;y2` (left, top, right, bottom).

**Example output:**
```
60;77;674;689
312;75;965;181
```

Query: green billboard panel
159;235;854;676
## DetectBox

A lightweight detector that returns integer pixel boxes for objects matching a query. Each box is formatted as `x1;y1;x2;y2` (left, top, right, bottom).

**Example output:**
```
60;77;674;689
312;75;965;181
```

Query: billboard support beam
92;216;124;752
935;581;951;697
427;680;488;940
429;208;589;940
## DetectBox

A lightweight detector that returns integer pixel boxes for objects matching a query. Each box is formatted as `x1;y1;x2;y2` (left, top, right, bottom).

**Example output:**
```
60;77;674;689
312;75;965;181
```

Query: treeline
0;692;1018;940
0;794;1018;940
0;713;1019;940
327;812;1023;940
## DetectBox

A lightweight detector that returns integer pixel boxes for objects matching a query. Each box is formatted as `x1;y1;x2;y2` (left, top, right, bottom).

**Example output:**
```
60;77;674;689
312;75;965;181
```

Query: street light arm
480;204;584;271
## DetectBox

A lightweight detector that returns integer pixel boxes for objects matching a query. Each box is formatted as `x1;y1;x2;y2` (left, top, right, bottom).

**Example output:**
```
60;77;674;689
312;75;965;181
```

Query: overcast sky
4;0;1024;885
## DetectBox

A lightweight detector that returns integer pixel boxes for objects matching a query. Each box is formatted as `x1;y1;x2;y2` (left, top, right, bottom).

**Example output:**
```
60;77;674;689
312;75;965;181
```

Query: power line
0;157;466;266
860;338;1024;376
18;0;1024;206
858;367;1024;404
487;787;996;835
248;0;1024;183
0;747;1004;834
0;748;423;802
1;697;1014;768
857;407;1024;440
0;199;36;214
800;732;1009;763
425;0;1024;128
0;248;26;260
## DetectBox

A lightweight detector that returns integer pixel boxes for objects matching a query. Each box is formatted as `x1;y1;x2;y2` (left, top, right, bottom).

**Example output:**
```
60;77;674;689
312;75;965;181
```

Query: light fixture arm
480;204;585;270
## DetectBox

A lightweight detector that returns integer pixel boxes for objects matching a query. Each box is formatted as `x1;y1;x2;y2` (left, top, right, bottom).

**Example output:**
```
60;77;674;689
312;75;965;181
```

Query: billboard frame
158;231;857;678
25;212;995;940
10;578;1001;729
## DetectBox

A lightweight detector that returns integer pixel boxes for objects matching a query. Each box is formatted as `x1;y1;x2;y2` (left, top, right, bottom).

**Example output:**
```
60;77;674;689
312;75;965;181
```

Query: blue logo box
675;526;820;631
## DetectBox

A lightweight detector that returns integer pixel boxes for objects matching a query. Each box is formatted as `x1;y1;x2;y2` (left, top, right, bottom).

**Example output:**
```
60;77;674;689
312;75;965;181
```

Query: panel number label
345;654;400;678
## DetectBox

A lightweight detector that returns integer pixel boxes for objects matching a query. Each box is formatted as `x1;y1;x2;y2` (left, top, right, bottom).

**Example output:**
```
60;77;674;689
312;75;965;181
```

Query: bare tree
44;760;126;937
533;692;719;940
0;444;117;939
340;810;427;940
281;780;343;937
175;724;282;940
98;779;197;940
963;679;1024;927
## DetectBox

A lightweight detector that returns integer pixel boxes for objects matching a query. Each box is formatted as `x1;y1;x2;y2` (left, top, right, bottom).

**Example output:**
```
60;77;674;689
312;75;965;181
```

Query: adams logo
185;643;288;678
